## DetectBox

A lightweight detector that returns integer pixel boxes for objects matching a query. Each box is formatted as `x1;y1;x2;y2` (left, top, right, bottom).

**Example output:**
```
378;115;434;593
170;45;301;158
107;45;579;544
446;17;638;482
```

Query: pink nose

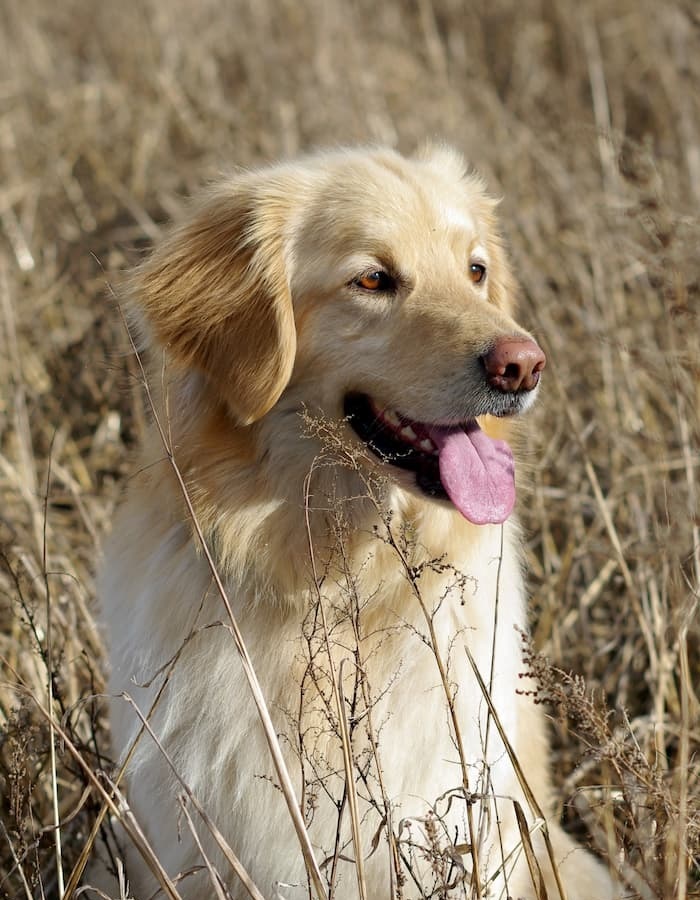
481;338;546;393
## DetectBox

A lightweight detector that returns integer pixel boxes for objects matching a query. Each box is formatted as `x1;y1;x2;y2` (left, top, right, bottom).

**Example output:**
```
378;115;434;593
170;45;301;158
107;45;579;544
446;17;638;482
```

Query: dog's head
136;146;544;525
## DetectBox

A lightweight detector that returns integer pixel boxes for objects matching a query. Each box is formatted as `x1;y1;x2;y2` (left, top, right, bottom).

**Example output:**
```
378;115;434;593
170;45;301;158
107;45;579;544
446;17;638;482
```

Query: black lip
343;393;449;500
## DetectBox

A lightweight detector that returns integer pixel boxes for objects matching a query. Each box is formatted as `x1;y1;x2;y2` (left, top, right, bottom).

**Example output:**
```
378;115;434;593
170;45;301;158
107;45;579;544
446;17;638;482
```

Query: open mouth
344;393;516;525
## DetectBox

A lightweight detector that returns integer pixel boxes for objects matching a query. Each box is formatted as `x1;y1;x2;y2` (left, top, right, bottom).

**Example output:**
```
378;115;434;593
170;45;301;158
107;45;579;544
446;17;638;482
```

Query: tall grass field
0;1;698;897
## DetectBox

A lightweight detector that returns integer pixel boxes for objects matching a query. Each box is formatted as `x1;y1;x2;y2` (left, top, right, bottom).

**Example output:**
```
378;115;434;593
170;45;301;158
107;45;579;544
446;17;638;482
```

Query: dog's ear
135;178;296;426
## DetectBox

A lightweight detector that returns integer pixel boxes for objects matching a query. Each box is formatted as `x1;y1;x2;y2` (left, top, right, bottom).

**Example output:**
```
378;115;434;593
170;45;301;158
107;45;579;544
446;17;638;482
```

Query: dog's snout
481;338;546;393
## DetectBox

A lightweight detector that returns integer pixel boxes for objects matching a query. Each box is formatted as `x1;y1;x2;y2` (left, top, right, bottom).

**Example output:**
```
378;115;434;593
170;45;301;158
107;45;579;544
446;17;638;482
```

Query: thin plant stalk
303;468;367;900
42;442;65;899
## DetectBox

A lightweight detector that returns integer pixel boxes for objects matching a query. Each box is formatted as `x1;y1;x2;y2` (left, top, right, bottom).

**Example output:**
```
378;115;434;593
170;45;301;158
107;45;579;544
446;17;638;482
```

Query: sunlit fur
97;146;615;899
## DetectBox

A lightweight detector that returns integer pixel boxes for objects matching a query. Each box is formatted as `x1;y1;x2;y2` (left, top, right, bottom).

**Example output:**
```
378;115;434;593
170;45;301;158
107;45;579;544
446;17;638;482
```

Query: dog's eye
469;262;487;285
355;271;395;292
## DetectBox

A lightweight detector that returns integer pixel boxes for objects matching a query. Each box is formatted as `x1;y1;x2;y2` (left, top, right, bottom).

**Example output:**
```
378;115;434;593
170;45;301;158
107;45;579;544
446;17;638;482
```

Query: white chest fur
101;489;535;899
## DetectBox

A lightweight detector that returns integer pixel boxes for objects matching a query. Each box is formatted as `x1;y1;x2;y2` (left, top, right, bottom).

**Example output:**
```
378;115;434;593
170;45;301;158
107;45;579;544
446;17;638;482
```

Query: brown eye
355;271;395;292
469;262;487;285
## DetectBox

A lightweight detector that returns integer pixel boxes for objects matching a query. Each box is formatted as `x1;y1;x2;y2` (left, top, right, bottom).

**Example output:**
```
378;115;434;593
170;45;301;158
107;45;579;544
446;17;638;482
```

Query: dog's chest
266;525;526;854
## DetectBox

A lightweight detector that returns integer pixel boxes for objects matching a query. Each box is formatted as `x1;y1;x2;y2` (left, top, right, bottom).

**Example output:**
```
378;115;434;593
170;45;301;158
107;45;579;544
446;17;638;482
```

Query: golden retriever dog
96;146;616;899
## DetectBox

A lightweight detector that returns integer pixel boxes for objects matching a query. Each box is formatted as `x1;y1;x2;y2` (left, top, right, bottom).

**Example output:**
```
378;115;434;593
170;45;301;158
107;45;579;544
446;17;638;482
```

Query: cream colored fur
95;146;616;899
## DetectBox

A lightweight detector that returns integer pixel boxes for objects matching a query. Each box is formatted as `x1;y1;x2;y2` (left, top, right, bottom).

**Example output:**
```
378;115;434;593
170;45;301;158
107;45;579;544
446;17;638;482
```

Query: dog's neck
143;379;498;610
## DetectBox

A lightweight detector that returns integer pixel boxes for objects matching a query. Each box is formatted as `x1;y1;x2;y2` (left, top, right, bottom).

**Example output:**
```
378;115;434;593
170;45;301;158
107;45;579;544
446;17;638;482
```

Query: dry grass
0;0;698;897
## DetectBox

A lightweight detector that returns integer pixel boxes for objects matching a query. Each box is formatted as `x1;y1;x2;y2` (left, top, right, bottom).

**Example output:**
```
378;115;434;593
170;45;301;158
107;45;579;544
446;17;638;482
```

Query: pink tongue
427;422;515;525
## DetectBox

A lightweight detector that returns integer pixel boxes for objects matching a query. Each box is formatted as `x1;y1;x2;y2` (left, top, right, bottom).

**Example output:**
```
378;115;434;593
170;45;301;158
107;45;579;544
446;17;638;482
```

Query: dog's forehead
333;155;482;226
438;202;476;233
294;154;490;260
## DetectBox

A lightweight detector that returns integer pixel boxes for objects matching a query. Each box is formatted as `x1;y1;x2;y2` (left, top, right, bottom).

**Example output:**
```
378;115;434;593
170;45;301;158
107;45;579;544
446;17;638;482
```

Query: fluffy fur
96;146;616;899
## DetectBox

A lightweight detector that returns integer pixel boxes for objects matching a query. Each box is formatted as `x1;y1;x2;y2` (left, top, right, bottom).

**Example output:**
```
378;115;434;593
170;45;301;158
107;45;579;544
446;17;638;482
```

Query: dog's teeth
419;438;436;453
383;409;401;427
400;425;417;441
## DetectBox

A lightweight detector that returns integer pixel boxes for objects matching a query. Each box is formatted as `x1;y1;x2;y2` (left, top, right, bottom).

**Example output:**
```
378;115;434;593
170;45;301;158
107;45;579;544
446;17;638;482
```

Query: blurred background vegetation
0;1;698;897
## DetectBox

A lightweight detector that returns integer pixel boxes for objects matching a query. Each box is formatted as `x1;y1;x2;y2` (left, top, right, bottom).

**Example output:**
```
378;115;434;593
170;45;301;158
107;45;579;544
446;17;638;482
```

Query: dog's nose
481;338;546;392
